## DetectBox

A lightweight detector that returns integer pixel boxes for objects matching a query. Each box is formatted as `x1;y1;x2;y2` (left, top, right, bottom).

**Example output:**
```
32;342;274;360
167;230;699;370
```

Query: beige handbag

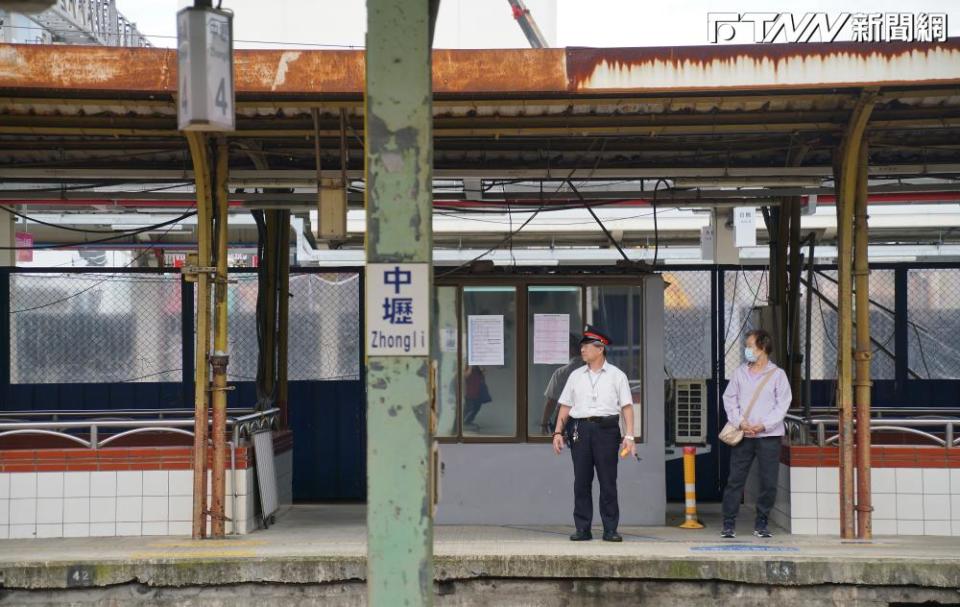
719;369;776;447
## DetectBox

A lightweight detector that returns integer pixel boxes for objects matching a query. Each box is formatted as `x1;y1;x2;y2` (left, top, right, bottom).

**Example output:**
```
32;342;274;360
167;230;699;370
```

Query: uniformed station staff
552;325;636;542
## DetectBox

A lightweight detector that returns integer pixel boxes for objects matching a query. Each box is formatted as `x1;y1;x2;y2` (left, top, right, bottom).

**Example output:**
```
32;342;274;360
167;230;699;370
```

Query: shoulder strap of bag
741;368;777;422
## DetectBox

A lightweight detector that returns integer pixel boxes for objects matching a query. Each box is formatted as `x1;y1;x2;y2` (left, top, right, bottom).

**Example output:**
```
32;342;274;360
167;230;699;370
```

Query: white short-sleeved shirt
557;360;633;418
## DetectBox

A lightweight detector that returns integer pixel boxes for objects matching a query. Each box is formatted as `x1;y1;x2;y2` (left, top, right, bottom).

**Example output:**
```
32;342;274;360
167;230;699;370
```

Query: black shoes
720;517;772;538
570;530;622;541
753;516;773;538
720;520;736;538
602;531;623;542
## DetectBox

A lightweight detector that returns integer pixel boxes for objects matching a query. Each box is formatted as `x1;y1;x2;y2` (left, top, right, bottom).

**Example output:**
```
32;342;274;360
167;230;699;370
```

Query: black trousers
721;436;781;523
567;417;621;532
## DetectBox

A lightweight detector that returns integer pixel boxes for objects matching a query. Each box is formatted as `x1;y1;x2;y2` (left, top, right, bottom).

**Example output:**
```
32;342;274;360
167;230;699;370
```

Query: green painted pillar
365;0;434;605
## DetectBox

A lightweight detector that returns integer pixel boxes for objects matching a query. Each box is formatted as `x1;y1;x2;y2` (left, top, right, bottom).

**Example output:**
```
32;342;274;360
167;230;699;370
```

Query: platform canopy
0;40;959;251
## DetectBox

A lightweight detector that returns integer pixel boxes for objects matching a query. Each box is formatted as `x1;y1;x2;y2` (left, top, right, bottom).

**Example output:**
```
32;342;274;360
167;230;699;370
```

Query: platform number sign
365;264;429;356
66;565;95;587
177;7;234;131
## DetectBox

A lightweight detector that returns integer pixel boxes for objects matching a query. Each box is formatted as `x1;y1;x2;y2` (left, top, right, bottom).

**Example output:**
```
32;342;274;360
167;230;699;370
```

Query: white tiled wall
0;450;295;539
784;466;959;536
205;468;257;536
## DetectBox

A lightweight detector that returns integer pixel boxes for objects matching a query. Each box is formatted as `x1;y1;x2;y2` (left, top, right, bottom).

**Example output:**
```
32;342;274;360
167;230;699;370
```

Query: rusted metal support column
784;143;809;404
261;213;279;405
788;196;803;407
276;210;291;429
803;233;816;418
210;137;230;537
185;131;212;539
854;139;873;539
836;91;876;539
762;205;788;366
366;0;434;604
776;205;789;367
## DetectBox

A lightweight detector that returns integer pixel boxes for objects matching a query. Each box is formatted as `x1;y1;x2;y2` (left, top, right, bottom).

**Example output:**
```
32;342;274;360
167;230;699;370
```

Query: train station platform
1;504;958;605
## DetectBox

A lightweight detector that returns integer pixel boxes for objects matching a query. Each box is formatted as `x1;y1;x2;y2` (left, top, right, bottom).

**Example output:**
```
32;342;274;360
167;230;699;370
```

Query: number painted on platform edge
66;565;95;587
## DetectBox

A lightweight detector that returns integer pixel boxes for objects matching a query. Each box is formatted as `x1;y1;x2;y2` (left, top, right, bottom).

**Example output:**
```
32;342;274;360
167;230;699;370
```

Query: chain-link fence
219;273;259;382
802;269;896;380
288;273;360;381
662;270;712;379
7;265;960;387
723;268;769;378
907;269;960;379
203;271;361;383
9;269;360;385
10;272;182;384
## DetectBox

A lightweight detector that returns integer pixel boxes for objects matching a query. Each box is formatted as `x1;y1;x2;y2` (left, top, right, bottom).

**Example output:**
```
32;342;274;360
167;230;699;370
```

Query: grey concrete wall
435;441;665;525
8;579;960;606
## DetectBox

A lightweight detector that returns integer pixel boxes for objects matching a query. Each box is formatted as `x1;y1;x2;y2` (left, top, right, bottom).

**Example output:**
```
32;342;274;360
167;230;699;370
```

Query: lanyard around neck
588;369;603;394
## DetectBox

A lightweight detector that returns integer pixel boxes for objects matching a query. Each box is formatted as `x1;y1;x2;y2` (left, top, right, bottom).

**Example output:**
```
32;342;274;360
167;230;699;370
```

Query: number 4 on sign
215;78;228;114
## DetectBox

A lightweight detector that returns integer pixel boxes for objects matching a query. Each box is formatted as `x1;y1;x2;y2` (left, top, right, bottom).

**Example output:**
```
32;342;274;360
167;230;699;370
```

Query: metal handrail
789;407;960;416
0;408;257;420
0;408;280;450
97;427;196;448
785;413;958;449
0;428;92;448
823;426;947;447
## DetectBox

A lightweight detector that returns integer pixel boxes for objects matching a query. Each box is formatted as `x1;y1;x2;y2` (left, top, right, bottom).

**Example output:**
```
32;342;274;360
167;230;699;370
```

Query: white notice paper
533;313;570;365
467;315;504;366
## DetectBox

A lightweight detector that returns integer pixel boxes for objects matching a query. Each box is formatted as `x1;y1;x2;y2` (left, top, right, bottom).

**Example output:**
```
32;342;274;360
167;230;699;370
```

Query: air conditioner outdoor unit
672;379;707;444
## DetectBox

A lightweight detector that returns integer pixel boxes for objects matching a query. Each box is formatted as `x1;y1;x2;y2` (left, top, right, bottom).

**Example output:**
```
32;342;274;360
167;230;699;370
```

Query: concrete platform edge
1;554;958;590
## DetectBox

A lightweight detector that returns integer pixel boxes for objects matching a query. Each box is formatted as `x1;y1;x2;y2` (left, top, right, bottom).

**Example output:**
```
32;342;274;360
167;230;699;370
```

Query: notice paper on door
467;315;504;366
533;313;570;365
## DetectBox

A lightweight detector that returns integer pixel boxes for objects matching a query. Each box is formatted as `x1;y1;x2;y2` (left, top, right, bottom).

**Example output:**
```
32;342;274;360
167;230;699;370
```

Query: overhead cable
0;210;197;250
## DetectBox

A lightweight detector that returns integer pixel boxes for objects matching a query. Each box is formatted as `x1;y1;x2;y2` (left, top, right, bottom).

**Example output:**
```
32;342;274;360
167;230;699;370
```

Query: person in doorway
552;325;636;542
463;365;492;431
720;329;792;539
539;334;585;435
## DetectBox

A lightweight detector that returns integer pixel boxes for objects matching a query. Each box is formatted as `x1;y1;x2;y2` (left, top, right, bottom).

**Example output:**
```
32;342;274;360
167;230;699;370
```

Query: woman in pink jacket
720;329;792;539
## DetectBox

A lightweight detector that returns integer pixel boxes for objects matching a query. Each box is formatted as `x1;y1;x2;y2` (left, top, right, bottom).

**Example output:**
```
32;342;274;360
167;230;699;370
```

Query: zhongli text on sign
365;263;429;356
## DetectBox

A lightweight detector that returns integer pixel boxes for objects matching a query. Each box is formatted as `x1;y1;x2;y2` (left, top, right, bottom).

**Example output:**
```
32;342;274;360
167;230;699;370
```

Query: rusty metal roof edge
2;40;960;97
0;44;568;96
566;38;960;92
564;37;960;61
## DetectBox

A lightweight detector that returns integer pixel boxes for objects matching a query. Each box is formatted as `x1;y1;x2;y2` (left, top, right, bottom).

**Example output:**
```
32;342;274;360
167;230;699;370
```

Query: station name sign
365;263;429;356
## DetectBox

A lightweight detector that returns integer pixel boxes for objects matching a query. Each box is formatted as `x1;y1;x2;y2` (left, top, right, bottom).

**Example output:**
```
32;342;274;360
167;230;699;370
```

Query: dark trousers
567;417;621;532
463;398;484;424
721;436;781;524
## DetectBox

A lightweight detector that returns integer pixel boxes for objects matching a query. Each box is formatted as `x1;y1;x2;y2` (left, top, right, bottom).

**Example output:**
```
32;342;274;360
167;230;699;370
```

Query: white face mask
744;347;758;363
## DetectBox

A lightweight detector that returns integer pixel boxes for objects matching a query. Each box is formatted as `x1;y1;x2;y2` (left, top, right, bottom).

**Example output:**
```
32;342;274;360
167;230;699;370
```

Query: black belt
575;415;619;423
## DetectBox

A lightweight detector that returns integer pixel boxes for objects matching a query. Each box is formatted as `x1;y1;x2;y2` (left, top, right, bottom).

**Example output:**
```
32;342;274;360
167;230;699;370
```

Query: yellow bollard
679;446;705;529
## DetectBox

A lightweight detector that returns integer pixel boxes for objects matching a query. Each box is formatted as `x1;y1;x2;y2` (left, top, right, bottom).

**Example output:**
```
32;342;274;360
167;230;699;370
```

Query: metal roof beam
2;164;959;183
